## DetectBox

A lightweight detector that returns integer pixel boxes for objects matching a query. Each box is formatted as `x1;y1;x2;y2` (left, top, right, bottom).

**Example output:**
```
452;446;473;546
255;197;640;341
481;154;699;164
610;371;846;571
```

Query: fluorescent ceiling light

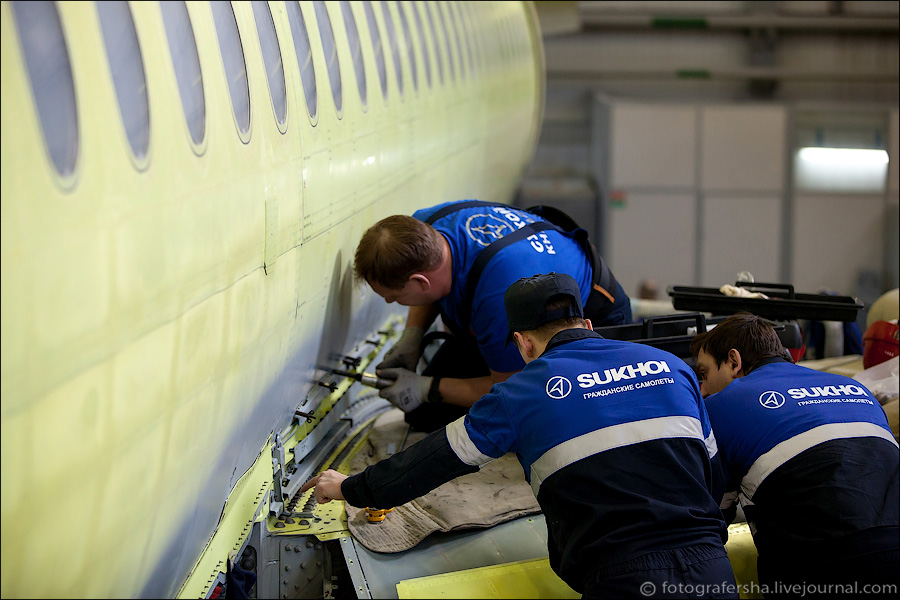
794;147;889;193
797;147;889;166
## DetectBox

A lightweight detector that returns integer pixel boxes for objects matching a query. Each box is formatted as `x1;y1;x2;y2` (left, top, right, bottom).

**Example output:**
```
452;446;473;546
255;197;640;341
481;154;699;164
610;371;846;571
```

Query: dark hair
524;295;586;342
353;215;444;289
689;312;792;374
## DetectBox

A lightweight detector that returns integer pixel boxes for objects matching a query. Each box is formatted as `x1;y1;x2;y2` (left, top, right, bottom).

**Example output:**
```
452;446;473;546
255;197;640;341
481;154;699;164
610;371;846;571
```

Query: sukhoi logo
465;214;514;247
759;391;785;409
787;384;868;400
576;360;671;388
546;376;572;399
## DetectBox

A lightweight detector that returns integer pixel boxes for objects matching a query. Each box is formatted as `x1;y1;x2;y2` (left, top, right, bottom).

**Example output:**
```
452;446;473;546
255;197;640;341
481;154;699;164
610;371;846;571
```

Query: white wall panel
607;192;696;298
887;109;899;289
791;194;884;296
700;105;787;192
610;104;697;188
889;109;899;197
701;195;782;287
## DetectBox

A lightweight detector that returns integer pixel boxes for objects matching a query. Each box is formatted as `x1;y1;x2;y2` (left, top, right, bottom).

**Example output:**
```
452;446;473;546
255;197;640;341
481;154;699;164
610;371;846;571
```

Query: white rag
720;284;769;299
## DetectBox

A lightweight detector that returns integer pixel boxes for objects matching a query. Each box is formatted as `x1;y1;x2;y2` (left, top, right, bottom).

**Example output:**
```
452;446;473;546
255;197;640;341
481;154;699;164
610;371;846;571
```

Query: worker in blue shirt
353;200;632;431
302;273;736;599
690;313;899;596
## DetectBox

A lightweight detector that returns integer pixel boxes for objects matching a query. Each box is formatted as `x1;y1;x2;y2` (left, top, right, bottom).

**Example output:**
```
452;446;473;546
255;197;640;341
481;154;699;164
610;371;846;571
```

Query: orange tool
364;507;394;523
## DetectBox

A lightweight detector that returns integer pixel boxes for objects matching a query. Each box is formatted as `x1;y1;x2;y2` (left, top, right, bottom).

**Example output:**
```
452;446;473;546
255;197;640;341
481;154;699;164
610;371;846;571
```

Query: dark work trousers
403;331;484;432
581;544;739;600
758;542;899;598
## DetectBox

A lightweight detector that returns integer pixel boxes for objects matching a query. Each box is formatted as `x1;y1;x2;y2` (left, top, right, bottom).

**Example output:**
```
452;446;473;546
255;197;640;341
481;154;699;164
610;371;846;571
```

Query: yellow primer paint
396;557;579;599
393;524;760;600
179;326;396;596
1;0;545;596
725;522;763;599
177;438;275;599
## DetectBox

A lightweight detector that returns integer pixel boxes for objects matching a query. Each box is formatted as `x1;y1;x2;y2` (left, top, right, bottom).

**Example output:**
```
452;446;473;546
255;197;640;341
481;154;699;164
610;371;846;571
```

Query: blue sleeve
341;428;479;509
463;386;521;457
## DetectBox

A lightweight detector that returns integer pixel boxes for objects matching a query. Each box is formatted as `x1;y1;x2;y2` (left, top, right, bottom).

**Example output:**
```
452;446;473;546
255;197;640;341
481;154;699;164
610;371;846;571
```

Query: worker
302;273;736;599
353;200;632;431
689;313;899;596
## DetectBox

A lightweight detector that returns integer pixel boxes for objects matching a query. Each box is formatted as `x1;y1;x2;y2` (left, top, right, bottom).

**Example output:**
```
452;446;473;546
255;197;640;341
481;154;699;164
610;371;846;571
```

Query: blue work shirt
343;329;727;592
704;358;899;562
413;201;629;373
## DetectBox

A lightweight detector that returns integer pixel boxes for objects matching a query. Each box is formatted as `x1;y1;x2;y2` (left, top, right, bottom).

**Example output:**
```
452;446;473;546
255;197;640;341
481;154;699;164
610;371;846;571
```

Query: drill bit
331;368;393;389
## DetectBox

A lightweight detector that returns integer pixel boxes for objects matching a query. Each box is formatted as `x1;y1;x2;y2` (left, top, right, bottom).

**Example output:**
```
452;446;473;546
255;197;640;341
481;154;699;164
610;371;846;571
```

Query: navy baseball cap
504;273;584;344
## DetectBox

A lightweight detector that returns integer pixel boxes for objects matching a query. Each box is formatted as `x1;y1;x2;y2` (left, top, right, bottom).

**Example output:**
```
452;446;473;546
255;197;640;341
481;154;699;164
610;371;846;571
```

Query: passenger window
97;1;150;161
434;2;456;82
251;1;287;128
285;1;318;120
363;1;387;101
161;1;206;145
409;2;432;88
422;2;444;85
339;1;366;108
464;2;485;70
11;0;79;178
379;1;403;97
313;1;342;114
394;1;418;92
211;1;251;136
451;2;474;79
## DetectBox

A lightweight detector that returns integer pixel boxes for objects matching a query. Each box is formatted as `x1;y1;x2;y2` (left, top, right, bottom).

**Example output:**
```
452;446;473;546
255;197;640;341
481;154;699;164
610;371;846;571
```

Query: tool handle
359;372;392;389
332;368;392;389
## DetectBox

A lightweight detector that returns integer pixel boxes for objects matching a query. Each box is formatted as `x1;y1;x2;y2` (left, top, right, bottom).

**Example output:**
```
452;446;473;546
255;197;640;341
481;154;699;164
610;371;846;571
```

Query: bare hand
299;469;348;504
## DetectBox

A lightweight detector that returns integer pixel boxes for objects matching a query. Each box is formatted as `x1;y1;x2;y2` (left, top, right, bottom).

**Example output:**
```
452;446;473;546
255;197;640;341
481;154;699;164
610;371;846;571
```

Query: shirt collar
745;355;792;375
543;328;603;354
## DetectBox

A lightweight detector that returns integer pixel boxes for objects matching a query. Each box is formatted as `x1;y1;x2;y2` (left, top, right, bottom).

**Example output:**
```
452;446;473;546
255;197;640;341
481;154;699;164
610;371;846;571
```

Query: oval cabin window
422;2;444;85
285;0;318;120
379;1;403;97
97;1;150;162
408;2;432;88
447;2;471;80
339;1;367;108
394;1;419;93
211;1;251;137
251;1;287;128
363;1;388;102
12;0;79;178
160;1;206;146
457;1;478;77
435;1;456;83
313;1;342;115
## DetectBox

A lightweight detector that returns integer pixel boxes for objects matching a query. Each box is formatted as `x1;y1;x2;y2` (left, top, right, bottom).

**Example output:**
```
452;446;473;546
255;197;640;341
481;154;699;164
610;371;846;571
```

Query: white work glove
377;326;424;371
376;367;437;413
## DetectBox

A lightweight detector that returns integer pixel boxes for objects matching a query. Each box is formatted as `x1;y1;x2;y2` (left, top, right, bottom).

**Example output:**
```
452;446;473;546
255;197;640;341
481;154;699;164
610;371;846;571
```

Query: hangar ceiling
534;1;899;105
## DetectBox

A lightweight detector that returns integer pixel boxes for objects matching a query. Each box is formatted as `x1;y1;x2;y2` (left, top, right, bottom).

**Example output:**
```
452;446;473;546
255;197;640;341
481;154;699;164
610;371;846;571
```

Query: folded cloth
720;284;769;299
345;409;540;553
853;356;899;404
